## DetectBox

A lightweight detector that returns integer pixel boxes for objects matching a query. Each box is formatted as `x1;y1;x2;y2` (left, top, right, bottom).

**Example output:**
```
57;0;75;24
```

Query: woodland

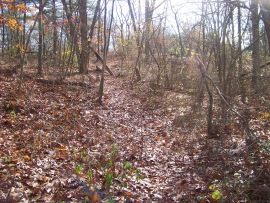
0;0;270;202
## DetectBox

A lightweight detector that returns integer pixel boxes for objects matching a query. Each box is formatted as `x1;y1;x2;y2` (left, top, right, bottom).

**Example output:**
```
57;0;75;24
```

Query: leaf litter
0;65;269;202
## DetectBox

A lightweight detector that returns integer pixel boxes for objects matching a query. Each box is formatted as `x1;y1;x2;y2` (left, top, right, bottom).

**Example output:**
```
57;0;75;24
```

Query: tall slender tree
61;0;80;69
98;0;107;104
1;5;5;53
78;0;88;74
38;0;44;76
144;0;156;63
52;0;57;57
238;2;245;103
261;0;270;55
251;0;260;90
89;0;101;41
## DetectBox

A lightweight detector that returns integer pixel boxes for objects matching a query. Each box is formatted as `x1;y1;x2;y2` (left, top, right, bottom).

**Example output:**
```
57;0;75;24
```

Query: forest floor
0;61;269;202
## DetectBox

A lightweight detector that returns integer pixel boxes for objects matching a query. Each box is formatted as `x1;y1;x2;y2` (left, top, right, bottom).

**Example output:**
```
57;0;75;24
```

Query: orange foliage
1;0;30;30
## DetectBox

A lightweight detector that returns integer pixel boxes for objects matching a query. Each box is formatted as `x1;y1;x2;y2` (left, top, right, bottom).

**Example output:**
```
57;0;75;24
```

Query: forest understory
0;61;269;203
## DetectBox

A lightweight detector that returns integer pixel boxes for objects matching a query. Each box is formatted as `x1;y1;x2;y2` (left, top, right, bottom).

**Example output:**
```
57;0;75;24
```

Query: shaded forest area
0;0;270;202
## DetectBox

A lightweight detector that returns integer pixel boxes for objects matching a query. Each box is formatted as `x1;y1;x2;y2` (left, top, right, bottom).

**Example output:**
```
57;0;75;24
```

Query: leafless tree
98;0;115;104
261;0;270;55
78;0;88;74
251;0;260;90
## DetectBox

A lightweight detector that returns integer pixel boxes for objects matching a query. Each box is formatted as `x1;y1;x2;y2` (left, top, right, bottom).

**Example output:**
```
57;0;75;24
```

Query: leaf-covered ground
0;64;269;202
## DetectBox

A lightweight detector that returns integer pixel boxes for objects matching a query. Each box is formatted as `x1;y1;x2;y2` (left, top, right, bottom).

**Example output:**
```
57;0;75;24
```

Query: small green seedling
74;164;83;174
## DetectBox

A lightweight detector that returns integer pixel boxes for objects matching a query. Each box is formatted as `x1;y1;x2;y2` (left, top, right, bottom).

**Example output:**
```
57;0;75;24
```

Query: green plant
100;145;142;190
10;110;16;117
136;169;142;182
209;184;223;202
3;154;11;163
87;169;93;182
123;161;132;171
74;144;142;193
107;197;116;203
80;150;89;162
72;147;76;156
104;172;113;189
110;144;119;157
74;164;83;174
83;196;89;203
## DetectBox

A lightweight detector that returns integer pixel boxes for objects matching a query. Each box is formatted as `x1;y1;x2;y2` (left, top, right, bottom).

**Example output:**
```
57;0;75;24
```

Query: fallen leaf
24;155;31;161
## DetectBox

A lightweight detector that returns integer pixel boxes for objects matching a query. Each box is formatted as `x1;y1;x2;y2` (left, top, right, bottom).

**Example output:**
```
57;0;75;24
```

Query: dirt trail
0;70;207;202
94;76;206;202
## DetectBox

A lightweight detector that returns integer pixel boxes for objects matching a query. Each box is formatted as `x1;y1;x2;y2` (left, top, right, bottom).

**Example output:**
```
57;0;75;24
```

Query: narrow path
94;76;206;202
0;70;207;202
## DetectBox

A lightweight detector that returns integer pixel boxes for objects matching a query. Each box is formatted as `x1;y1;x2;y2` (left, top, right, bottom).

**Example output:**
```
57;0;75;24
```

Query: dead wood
35;78;92;88
89;46;114;76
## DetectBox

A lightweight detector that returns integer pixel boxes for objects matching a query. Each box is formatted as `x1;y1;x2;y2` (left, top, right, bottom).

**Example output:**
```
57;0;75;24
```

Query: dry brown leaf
92;191;101;202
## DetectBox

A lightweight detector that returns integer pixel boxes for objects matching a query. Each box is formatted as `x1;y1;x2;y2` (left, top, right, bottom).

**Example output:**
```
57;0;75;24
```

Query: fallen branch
22;73;92;88
89;46;114;76
35;78;92;88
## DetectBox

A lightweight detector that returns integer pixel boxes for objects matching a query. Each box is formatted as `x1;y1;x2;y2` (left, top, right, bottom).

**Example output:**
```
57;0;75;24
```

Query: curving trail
0;69;207;202
93;75;206;202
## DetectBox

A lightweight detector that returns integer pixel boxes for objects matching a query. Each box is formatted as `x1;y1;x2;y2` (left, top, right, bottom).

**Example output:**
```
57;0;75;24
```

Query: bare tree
61;0;80;70
251;0;260;90
52;0;57;57
261;0;270;55
89;0;101;41
127;0;142;81
37;0;45;76
78;0;88;74
144;0;156;63
1;6;4;53
98;0;115;104
237;2;245;103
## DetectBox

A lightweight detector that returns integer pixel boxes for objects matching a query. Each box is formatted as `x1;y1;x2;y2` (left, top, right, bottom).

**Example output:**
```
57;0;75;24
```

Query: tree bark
61;0;80;69
251;0;260;90
127;0;137;34
105;0;115;55
1;6;4;53
52;0;57;56
238;3;245;103
98;0;108;104
78;0;89;74
89;0;101;41
144;0;155;63
127;0;142;81
261;0;270;55
38;0;44;76
89;46;113;76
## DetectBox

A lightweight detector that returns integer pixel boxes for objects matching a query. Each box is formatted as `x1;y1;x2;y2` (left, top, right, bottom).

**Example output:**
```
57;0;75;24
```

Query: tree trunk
61;0;80;68
78;0;88;74
89;0;101;41
127;0;137;34
251;0;260;90
98;0;108;104
261;0;270;55
238;3;245;103
22;0;26;57
52;0;57;57
105;0;115;55
173;12;185;57
127;0;142;81
144;0;155;63
38;0;44;76
1;6;4;53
